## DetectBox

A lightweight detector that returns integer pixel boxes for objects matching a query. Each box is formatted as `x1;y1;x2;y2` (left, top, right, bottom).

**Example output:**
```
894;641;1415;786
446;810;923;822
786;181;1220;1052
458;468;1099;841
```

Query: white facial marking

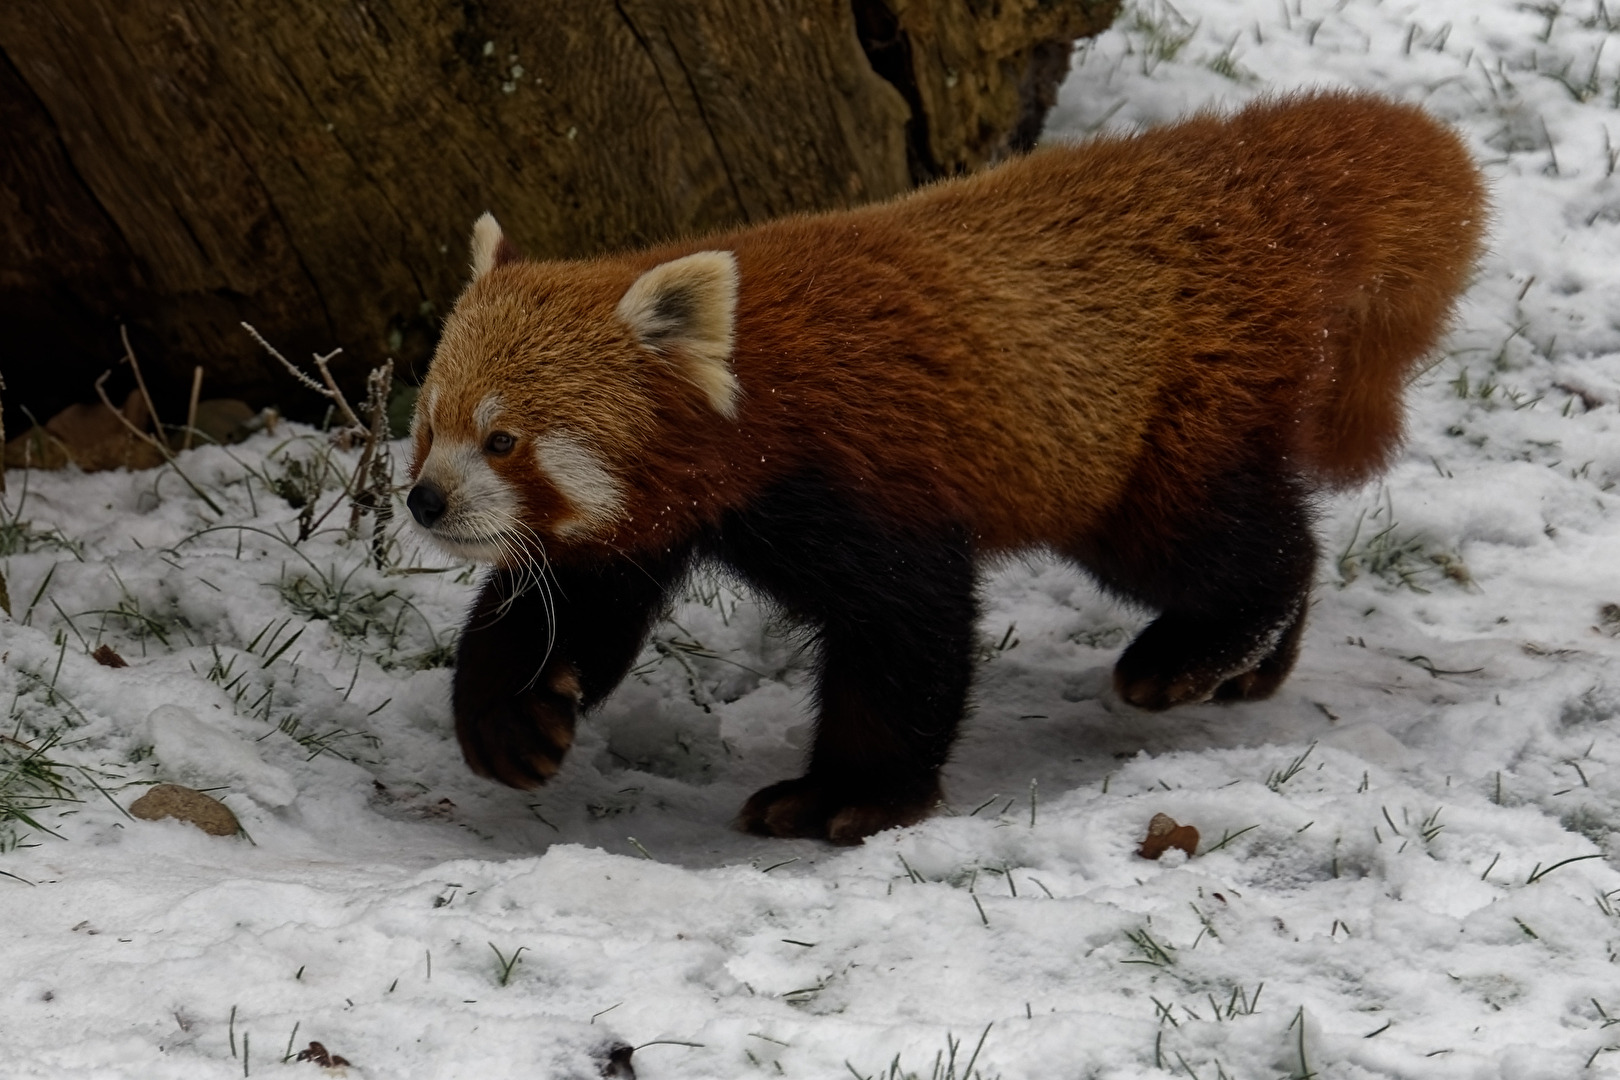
413;438;521;562
412;386;439;440
535;432;626;538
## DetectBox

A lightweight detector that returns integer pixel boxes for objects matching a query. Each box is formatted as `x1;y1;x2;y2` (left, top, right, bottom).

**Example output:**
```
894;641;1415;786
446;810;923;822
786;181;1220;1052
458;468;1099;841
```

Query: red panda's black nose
407;482;448;528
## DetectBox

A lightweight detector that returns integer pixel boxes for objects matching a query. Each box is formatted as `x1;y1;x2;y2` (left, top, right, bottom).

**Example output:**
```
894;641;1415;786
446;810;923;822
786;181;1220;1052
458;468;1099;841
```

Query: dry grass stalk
352;361;396;569
242;323;363;431
244;323;397;566
117;326;166;444
93;330;223;514
182;366;203;452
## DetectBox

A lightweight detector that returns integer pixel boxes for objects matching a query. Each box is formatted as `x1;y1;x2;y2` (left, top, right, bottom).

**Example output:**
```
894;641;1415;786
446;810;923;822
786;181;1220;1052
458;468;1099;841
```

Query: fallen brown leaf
91;644;128;668
1137;812;1199;860
295;1041;352;1068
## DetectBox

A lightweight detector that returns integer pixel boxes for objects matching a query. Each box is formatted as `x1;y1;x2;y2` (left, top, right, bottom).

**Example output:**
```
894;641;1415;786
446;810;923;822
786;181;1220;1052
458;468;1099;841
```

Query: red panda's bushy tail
1277;95;1489;487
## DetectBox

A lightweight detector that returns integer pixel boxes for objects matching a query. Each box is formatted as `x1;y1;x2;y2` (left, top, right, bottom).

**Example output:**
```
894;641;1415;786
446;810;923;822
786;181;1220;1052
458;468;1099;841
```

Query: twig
312;349;364;431
183;365;203;451
244;323;396;559
243;322;363;432
118;325;165;444
0;368;7;494
348;360;392;540
241;321;327;396
92;369;223;515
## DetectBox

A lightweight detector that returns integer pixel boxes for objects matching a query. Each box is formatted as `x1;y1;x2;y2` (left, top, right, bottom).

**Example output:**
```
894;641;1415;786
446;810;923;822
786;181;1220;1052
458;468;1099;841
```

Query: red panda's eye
485;431;515;455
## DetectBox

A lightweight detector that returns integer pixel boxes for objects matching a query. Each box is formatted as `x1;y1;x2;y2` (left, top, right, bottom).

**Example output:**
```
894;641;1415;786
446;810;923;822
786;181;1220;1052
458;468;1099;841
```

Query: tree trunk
0;0;1117;431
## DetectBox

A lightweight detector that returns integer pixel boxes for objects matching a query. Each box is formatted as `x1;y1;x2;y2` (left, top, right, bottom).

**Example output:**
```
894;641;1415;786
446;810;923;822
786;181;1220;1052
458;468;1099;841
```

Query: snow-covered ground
6;1;1620;1076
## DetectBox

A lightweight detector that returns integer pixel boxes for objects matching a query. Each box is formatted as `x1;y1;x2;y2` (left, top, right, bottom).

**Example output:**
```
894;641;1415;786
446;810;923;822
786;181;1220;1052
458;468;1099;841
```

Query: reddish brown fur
418;92;1483;559
414;92;1487;841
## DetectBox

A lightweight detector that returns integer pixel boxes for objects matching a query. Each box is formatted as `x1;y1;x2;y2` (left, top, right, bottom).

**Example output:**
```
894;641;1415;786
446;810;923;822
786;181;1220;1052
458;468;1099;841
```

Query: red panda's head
406;214;740;566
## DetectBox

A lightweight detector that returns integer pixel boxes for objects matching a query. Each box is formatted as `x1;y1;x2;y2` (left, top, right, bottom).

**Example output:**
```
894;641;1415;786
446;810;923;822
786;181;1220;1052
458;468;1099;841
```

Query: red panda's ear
616;251;741;419
468;212;519;281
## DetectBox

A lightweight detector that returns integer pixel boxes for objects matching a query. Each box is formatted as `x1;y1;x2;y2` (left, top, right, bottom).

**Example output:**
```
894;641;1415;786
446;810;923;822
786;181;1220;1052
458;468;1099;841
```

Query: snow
6;1;1620;1075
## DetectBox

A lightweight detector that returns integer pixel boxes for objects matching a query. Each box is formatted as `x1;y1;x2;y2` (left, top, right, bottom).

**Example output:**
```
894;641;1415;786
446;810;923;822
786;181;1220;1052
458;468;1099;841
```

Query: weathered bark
855;0;1120;178
0;0;1117;431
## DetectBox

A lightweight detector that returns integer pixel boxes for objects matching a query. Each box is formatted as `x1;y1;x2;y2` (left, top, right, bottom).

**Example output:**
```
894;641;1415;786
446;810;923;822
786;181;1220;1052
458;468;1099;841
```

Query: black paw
736;775;941;845
1113;665;1222;711
1211;666;1287;702
1114;604;1306;711
456;687;578;789
1117;655;1289;710
1112;629;1226;710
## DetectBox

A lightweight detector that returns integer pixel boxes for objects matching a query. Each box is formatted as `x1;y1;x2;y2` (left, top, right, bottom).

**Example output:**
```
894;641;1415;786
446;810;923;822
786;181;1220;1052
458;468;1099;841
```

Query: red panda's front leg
719;476;978;844
452;553;690;789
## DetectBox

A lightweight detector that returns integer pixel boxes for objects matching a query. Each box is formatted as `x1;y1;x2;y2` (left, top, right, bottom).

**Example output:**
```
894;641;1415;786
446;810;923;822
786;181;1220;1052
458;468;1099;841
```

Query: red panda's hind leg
1078;464;1318;711
1113;594;1308;710
719;476;977;844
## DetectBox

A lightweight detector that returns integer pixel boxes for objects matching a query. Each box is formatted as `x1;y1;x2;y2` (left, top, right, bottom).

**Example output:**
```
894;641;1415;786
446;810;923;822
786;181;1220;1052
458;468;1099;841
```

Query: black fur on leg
1072;462;1319;710
453;548;693;789
711;472;977;842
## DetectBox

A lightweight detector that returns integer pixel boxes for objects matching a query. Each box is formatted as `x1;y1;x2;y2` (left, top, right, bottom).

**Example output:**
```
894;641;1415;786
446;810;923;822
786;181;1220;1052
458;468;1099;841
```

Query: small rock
3;426;71;470
3;390;164;472
187;399;260;447
129;784;240;837
49;391;164;471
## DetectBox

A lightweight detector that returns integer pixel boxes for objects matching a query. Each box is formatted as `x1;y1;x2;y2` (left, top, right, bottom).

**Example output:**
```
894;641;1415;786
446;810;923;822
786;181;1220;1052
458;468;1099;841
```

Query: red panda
408;91;1487;844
